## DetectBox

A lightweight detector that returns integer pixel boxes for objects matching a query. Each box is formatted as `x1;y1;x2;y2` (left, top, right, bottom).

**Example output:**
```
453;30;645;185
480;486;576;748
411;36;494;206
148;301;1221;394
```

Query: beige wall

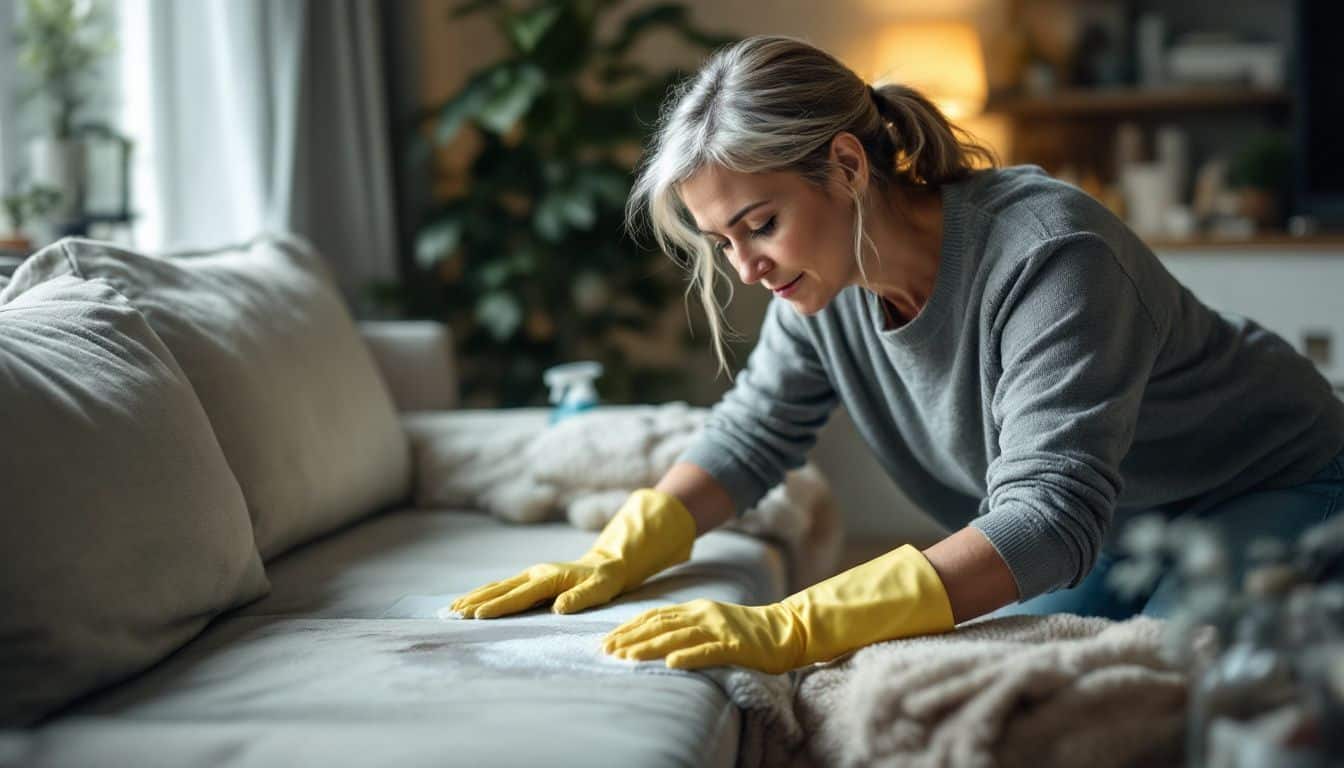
417;0;1012;179
413;0;1015;545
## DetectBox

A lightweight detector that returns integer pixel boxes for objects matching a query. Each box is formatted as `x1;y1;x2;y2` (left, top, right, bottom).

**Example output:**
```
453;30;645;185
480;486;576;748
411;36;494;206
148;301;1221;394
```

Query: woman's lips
773;274;803;297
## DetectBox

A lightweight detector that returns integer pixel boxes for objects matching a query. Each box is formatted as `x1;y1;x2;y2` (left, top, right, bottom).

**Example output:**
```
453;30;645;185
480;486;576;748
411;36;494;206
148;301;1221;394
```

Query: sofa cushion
0;275;270;726
4;508;785;766
232;508;787;620
9;615;742;768
1;236;412;560
358;321;458;411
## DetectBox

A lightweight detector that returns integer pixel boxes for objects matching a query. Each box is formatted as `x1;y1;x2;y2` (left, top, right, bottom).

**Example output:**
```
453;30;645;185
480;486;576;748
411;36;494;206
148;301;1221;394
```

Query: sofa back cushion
358;321;459;411
0;276;271;725
1;236;412;560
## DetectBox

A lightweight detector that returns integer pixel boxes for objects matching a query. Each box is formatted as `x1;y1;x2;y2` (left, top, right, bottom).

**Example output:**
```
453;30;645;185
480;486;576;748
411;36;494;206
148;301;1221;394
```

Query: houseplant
0;181;63;251
1226;132;1292;229
403;0;737;407
13;0;116;227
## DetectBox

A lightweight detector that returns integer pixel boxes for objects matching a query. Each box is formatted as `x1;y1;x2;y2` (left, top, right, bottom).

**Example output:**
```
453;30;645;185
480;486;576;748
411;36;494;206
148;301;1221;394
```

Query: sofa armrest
358;321;458;411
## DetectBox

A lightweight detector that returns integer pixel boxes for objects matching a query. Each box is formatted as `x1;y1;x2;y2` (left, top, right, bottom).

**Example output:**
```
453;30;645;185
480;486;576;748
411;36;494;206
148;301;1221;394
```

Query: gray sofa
0;236;793;767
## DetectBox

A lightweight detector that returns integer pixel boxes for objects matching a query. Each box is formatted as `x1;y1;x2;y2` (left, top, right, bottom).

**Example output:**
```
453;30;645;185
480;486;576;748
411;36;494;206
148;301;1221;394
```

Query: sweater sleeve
970;236;1163;600
677;297;840;515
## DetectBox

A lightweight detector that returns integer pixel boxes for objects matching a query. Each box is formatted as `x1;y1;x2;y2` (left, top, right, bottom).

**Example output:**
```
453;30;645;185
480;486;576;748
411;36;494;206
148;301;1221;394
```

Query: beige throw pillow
0;276;271;726
1;236;412;559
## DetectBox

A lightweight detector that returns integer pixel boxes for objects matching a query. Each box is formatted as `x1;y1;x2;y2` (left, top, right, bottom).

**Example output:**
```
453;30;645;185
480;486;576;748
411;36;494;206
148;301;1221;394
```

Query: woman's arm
655;461;736;536
973;238;1158;602
923;527;1021;624
677;298;840;524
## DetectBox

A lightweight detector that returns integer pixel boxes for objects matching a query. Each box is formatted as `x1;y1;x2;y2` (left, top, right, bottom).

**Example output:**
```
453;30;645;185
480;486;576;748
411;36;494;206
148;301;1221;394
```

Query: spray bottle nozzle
543;361;604;423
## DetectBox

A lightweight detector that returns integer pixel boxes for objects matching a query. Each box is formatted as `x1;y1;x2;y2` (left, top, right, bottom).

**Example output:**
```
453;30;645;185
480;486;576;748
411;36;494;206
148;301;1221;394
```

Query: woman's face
678;160;859;316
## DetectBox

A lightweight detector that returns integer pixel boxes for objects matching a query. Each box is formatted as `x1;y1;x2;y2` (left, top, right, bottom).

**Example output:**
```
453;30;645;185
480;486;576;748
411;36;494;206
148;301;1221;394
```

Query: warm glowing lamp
871;22;988;120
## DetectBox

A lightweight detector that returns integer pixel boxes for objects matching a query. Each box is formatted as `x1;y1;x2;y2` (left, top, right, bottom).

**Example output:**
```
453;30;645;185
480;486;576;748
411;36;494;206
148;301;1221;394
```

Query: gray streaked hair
624;34;998;378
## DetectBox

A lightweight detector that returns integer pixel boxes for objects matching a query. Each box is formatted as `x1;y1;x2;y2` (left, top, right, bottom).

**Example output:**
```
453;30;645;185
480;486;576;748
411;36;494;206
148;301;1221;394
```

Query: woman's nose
735;252;770;285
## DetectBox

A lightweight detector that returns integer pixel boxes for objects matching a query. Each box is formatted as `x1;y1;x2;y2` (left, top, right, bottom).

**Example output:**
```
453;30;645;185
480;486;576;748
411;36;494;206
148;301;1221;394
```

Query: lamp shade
872;21;988;119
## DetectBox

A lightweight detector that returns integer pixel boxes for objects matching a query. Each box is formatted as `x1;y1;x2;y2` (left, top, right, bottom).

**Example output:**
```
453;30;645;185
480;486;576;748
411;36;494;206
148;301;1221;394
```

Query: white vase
27;136;87;224
1121;162;1176;239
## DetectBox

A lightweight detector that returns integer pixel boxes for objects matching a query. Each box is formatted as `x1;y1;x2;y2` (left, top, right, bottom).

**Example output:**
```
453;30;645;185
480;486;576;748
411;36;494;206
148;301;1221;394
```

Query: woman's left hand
602;598;805;674
602;544;959;674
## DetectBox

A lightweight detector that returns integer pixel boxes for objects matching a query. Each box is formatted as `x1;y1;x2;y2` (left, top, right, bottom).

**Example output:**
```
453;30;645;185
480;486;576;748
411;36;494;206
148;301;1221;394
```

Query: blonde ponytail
869;83;997;187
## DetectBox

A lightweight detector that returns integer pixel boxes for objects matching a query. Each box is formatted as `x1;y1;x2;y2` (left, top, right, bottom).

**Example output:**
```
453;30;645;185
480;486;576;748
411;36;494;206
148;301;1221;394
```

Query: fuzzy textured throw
403;402;844;589
737;613;1188;768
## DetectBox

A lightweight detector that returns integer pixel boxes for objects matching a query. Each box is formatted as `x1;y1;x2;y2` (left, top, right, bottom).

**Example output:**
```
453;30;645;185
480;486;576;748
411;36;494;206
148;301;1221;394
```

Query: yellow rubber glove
449;488;697;619
601;544;955;673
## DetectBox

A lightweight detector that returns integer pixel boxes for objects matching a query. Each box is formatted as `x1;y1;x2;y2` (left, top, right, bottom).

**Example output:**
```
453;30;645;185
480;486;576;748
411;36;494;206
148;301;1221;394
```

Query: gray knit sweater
678;165;1344;601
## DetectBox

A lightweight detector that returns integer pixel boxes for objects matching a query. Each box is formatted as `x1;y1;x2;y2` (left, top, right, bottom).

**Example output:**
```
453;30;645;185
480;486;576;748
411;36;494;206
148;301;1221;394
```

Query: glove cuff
588;488;697;590
783;544;956;666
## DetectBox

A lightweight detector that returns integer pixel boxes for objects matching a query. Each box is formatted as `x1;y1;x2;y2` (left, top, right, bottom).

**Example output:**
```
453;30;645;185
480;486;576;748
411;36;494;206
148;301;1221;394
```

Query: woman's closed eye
713;216;776;257
751;216;777;239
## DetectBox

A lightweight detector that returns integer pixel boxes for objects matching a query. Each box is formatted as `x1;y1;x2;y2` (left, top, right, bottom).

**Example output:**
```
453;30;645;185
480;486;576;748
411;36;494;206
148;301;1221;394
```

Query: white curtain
118;0;398;304
0;0;21;202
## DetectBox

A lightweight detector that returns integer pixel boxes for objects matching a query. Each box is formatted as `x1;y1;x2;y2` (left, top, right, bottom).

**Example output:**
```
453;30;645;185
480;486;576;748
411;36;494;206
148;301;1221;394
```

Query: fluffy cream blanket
402;403;844;590
734;613;1188;768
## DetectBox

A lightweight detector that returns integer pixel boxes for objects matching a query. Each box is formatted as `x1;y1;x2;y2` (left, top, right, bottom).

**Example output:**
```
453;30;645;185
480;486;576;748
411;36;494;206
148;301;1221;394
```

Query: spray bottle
543;361;603;424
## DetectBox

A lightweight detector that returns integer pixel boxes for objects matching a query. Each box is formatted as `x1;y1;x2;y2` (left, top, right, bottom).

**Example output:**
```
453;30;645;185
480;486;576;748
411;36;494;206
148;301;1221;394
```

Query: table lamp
871;21;988;120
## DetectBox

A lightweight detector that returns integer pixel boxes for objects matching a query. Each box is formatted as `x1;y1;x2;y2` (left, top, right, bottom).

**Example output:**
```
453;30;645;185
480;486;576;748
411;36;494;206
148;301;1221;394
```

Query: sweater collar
866;176;970;347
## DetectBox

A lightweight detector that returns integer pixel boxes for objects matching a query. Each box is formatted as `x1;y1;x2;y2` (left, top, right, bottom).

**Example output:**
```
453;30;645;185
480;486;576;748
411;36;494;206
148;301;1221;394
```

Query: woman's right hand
448;488;699;619
449;555;628;618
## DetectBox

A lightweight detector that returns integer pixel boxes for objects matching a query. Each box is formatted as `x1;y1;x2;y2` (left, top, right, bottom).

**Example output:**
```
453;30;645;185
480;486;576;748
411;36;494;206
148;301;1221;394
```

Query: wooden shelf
985;86;1292;117
1148;232;1344;252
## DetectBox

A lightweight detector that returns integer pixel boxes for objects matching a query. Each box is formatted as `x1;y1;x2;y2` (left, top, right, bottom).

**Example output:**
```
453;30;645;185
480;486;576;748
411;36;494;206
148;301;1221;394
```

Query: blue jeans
989;449;1344;620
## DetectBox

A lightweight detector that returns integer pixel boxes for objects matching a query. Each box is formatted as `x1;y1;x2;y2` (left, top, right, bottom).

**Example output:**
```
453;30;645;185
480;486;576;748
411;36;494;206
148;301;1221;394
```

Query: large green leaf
559;186;597;229
505;3;562;53
415;213;466;269
574;164;630;207
434;70;494;145
525;2;596;77
433;62;547;143
531;175;604;242
477;64;547;134
532;194;567;243
476;292;524;341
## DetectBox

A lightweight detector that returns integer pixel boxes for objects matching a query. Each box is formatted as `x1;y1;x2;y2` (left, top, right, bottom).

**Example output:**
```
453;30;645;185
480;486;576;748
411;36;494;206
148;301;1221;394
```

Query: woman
450;36;1344;674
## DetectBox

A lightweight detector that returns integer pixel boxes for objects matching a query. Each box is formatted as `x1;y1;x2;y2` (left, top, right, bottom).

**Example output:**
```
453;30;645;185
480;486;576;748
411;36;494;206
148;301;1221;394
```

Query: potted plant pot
28;136;86;223
1233;187;1279;228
